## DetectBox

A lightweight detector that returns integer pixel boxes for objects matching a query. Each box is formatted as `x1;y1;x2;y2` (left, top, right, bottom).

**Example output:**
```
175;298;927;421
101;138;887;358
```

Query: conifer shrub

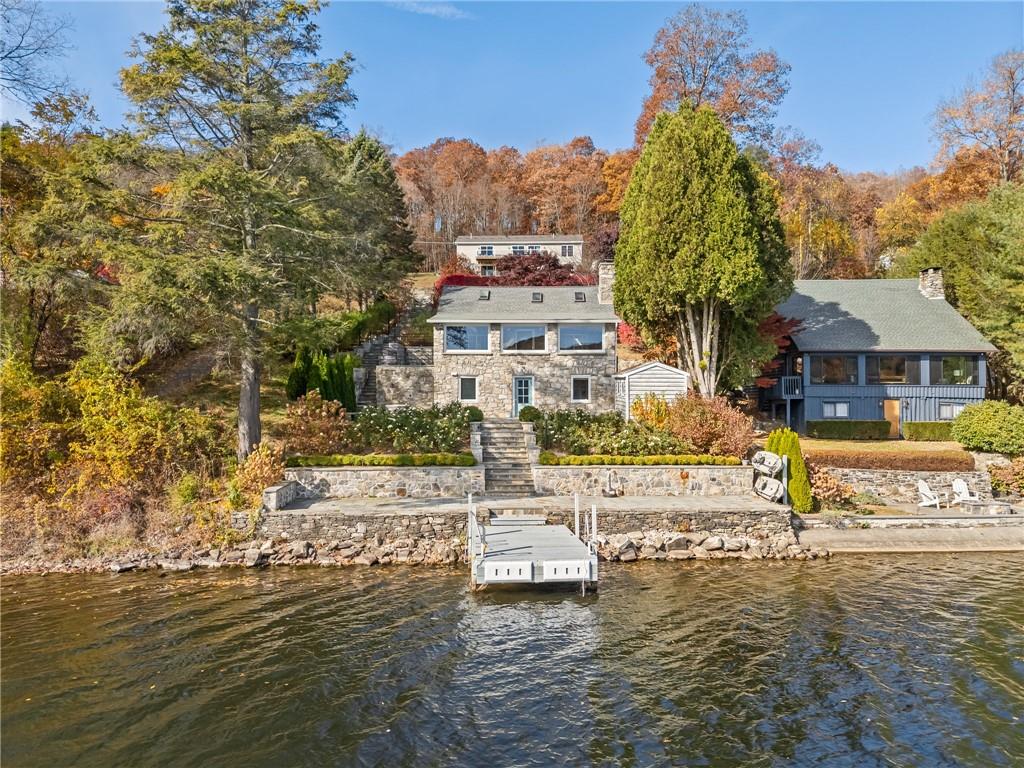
765;427;812;513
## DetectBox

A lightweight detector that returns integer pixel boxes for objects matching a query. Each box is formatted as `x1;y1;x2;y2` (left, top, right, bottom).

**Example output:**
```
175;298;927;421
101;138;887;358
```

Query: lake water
3;556;1023;767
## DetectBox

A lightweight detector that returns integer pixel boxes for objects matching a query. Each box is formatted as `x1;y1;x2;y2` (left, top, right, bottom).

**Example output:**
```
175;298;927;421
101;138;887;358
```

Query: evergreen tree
765;427;811;513
96;0;357;460
615;104;792;396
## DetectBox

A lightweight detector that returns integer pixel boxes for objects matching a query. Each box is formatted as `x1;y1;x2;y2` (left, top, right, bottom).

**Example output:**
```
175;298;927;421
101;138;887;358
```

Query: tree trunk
237;302;262;462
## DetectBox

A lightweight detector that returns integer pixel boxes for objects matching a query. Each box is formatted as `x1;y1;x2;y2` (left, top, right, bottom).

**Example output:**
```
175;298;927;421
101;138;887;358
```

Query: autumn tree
892;183;1024;402
100;0;357;460
0;0;71;105
615;105;792;396
635;4;789;145
934;50;1024;183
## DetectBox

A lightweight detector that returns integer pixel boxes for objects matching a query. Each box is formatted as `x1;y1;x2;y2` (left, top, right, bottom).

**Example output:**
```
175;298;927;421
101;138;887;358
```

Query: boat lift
467;493;599;593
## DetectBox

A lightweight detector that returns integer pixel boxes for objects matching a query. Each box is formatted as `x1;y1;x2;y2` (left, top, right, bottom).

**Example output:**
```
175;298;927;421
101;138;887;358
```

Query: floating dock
467;499;599;591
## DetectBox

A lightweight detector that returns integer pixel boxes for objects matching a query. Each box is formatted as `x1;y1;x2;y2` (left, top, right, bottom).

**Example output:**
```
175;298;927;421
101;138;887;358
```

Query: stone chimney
918;267;945;300
598;261;615;305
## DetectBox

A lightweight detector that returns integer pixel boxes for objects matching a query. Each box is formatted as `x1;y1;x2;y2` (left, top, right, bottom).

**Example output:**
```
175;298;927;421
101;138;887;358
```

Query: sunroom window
502;325;546;352
931;356;978;385
559;325;603;352
810;355;858;384
444;325;489;351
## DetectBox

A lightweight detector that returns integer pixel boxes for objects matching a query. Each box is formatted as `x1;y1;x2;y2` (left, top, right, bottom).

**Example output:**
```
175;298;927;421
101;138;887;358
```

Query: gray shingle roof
430;286;618;324
455;234;583;244
776;279;996;353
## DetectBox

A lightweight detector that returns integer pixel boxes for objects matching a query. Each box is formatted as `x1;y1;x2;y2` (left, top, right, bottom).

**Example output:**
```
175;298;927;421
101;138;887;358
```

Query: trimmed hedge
537;452;741;466
902;421;953;441
951;401;1024;455
803;449;974;472
518;405;542;423
806;420;891;440
285;452;476;468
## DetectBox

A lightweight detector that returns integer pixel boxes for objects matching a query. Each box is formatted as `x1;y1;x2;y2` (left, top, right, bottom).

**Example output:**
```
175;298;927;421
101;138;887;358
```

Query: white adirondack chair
952;478;980;506
917;480;948;510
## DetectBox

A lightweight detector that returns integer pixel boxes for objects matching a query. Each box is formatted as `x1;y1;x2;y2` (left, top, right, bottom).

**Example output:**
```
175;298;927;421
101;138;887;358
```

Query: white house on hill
455;234;584;275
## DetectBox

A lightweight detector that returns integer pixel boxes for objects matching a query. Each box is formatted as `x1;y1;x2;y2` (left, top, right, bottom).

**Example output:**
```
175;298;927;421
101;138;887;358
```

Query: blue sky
2;1;1021;172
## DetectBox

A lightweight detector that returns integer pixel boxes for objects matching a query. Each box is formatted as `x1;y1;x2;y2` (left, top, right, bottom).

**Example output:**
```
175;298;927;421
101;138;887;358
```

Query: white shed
614;361;691;421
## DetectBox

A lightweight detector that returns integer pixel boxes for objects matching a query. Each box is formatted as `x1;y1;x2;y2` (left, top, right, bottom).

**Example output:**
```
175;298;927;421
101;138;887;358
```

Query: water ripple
3;555;1023;767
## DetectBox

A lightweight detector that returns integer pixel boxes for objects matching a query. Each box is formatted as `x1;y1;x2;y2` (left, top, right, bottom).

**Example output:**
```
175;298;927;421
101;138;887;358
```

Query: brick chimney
598;261;615;304
918;267;945;300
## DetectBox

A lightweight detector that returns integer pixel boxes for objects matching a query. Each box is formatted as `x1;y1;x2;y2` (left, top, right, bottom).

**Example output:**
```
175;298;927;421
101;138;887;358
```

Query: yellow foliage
630;393;671;430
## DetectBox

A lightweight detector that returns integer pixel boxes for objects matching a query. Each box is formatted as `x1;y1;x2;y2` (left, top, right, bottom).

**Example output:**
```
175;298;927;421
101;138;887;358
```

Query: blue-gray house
762;268;996;436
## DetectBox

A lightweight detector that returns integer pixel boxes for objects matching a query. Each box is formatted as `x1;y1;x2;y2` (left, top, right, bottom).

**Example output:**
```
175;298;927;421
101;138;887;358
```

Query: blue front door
513;377;533;416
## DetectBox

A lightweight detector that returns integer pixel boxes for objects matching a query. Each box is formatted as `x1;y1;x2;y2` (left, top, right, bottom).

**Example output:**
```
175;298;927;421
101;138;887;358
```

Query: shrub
806;420;891;440
903;421;953;441
807;462;854;509
990;457;1024;495
231;443;285;509
285;452;476;467
285;346;312;400
353;403;472;453
951;401;1024;455
765;427;812;513
465;405;484;422
660;394;754;457
577;420;688;456
803;449;974;472
283;391;353;455
630;393;670;430
518;405;542;423
537;451;740;466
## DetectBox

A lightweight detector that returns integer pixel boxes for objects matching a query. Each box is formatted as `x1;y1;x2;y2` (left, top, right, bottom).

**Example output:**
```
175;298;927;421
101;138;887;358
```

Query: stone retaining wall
531;465;753;497
375;365;434;408
824;467;992;504
285;466;485;499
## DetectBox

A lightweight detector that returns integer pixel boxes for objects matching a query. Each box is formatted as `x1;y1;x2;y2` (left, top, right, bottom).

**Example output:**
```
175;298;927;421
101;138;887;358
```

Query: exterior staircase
480;419;536;497
355;299;430;408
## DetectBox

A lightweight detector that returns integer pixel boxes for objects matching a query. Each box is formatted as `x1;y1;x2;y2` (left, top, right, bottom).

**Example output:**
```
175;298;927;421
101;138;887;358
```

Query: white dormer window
477;245;493;257
574;291;586;303
478;290;490;301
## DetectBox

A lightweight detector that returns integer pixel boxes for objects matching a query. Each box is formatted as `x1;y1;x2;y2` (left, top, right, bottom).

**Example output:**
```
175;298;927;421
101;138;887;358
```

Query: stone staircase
480;419;536;497
356;300;429;407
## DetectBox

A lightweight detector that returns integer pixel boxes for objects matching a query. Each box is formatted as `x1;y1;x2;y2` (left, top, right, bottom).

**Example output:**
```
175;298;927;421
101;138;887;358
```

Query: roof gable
614;361;690;380
777;280;996;353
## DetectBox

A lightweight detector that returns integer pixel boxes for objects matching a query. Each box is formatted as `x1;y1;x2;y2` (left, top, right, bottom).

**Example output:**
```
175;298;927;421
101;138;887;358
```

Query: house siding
432;323;617;418
615;365;690;420
793;352;987;431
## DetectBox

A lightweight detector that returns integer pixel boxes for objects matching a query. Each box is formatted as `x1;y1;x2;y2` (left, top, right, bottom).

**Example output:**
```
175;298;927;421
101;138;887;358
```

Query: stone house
455;234;584;275
375;263;622;418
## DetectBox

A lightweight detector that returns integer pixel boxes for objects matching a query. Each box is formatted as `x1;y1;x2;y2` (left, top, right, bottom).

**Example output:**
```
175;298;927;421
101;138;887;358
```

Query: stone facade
285;466;485;499
824;467;992;504
532;465;754;497
375;365;435;408
432;323;618;417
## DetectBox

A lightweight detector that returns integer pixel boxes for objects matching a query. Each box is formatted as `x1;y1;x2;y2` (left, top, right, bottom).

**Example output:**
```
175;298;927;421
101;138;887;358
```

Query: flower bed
803;449;974;472
538;452;740;466
285;452;476;468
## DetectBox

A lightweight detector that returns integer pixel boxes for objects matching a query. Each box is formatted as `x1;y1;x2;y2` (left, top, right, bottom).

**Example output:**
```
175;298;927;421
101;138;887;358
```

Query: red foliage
754;313;802;388
617;323;646;351
433;251;594;304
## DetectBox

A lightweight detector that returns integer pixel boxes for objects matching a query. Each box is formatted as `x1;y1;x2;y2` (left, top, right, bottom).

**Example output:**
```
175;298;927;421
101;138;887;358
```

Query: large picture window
502;325;546;352
444;325;489;352
558;325;603;352
866;355;920;384
930;355;979;385
810;355;858;385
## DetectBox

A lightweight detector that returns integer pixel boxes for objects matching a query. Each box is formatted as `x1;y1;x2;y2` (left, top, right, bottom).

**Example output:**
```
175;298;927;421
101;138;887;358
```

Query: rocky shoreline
1;526;827;575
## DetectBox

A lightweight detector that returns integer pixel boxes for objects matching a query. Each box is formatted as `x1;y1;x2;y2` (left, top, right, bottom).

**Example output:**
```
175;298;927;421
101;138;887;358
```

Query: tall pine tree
108;0;357;460
615;104;792;396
